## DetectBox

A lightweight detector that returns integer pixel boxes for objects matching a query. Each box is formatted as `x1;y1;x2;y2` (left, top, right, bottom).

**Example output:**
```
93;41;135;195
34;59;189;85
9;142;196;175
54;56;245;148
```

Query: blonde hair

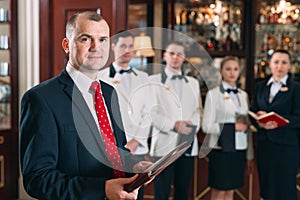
220;56;239;69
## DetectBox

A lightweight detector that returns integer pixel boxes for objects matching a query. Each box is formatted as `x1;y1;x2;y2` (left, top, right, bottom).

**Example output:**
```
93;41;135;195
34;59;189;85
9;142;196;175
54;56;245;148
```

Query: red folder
248;111;289;127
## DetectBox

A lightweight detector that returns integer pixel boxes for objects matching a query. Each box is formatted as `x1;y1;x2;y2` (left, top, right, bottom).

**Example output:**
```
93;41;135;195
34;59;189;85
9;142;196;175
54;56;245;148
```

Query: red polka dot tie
90;81;125;178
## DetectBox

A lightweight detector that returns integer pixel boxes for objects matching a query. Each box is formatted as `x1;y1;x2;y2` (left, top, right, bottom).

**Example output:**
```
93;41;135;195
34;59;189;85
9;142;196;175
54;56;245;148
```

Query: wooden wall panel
39;0;128;81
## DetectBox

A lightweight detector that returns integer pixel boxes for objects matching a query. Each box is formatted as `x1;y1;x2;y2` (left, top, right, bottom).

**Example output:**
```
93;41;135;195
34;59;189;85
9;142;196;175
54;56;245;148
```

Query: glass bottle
180;9;187;25
206;30;218;50
224;33;233;51
282;32;291;50
267;31;276;51
261;33;268;53
258;9;267;24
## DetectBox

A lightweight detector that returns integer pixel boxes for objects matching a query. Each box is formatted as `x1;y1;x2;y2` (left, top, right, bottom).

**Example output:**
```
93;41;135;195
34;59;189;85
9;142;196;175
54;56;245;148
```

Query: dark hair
65;11;104;38
111;30;134;44
270;49;291;61
220;56;239;69
165;41;186;55
165;41;185;49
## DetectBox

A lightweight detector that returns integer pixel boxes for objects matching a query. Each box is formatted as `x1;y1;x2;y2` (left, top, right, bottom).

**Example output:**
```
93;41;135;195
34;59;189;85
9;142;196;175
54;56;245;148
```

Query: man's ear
163;51;167;60
111;43;115;51
62;38;69;54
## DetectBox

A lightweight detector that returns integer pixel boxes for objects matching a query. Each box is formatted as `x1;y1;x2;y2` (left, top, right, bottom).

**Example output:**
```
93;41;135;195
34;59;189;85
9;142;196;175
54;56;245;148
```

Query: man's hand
105;175;139;200
125;139;140;154
133;161;153;173
173;121;193;135
235;122;247;132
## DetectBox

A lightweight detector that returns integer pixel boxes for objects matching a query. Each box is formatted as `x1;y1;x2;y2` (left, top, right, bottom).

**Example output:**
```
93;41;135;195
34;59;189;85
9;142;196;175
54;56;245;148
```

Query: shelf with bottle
0;0;11;130
173;0;244;54
257;1;300;25
254;1;300;79
0;7;9;23
255;24;300;55
0;0;9;23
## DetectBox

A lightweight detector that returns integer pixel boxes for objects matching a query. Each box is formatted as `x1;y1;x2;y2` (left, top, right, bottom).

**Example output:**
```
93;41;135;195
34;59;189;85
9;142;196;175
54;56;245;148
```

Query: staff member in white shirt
99;30;151;199
202;56;254;200
149;41;202;200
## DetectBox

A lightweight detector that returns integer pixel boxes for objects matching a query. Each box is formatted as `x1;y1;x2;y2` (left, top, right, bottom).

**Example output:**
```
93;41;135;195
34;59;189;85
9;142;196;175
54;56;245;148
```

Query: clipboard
124;141;191;192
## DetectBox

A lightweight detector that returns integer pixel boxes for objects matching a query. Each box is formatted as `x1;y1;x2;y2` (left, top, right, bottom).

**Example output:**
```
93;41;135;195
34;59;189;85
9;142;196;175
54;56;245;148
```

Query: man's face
164;44;185;71
112;36;134;66
63;16;110;75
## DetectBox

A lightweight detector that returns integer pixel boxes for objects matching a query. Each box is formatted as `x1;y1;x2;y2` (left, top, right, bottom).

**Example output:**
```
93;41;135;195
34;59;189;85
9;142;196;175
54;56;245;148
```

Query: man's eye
80;37;91;43
100;38;108;43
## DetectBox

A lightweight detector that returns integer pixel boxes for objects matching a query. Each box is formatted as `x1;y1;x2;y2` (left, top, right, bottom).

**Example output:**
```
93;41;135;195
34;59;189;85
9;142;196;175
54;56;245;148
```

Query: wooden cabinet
0;0;18;199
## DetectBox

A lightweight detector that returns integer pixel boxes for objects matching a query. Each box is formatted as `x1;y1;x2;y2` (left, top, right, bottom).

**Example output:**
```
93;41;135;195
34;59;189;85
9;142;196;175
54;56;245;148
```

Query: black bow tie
119;68;133;74
171;75;188;83
226;88;238;94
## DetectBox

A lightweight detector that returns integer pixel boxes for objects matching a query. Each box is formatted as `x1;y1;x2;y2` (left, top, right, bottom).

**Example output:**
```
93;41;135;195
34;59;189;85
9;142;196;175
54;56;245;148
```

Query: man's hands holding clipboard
124;141;191;192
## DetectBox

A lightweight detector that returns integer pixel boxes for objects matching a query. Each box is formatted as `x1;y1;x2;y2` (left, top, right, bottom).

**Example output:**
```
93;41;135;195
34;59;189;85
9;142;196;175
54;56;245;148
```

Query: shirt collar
66;63;100;94
222;81;237;90
165;67;181;78
112;62;131;73
267;75;288;86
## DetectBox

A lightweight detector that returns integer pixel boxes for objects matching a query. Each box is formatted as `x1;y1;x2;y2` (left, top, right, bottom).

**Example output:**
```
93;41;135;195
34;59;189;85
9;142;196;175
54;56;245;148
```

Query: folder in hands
124;141;191;192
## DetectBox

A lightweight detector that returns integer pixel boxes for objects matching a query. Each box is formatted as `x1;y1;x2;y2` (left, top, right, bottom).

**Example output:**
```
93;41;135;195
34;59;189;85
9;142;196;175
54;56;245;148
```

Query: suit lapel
263;82;272;104
271;79;291;105
72;86;111;163
57;70;74;101
109;65;116;78
58;71;110;164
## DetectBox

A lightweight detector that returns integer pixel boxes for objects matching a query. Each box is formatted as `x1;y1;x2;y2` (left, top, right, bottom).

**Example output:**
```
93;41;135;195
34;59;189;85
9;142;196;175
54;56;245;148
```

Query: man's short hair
112;30;134;44
165;41;186;54
65;11;104;39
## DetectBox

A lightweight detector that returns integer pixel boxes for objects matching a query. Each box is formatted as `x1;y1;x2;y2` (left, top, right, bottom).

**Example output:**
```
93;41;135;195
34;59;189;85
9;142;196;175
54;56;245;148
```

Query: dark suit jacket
20;70;136;200
250;77;300;145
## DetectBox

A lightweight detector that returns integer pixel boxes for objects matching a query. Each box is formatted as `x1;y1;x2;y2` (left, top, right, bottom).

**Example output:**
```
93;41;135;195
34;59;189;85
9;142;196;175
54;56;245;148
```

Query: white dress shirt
66;63;112;133
267;75;288;102
112;62;132;93
165;67;183;99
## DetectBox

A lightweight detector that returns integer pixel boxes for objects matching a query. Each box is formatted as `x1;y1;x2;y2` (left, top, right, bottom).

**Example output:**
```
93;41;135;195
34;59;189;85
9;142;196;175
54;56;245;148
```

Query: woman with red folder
250;49;300;200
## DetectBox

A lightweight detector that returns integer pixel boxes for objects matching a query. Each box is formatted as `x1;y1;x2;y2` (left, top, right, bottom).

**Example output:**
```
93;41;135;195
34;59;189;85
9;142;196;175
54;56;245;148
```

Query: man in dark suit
20;11;149;200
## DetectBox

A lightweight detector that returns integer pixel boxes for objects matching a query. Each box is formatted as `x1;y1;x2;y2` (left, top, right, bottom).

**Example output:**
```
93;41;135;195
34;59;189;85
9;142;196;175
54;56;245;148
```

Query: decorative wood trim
0;136;4;144
112;0;128;33
0;155;5;188
193;157;197;199
39;0;52;82
235;189;247;200
249;173;253;200
195;187;211;200
10;0;18;131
